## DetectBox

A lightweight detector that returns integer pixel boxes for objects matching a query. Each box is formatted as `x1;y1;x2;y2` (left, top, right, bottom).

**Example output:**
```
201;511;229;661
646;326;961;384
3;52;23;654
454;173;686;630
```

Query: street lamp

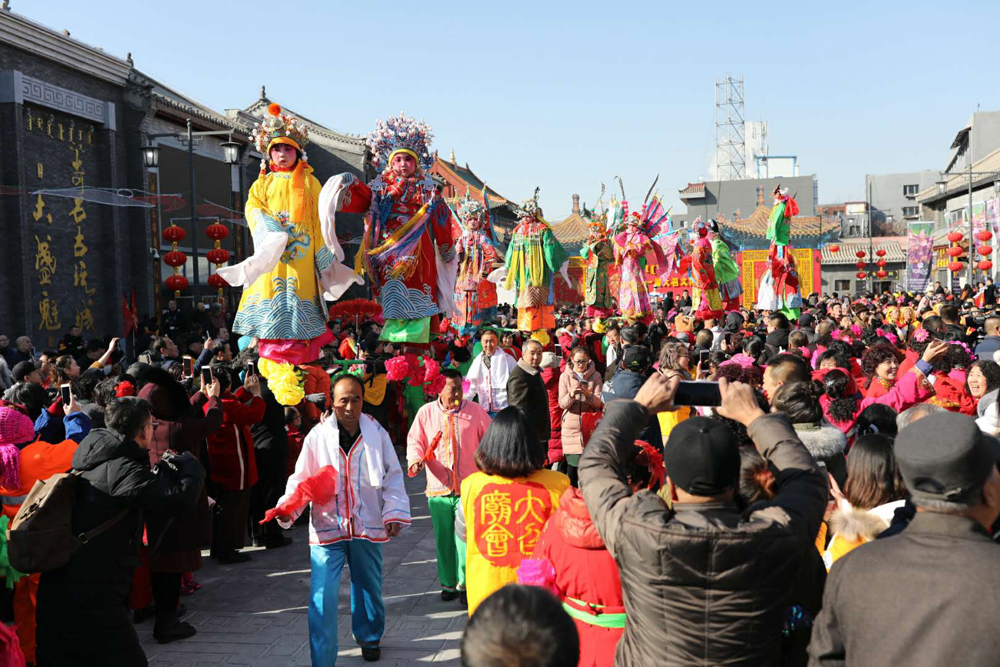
143;120;246;305
141;144;159;169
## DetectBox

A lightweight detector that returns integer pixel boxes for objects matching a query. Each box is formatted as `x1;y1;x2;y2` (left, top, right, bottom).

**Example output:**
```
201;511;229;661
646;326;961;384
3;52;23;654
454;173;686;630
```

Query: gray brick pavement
140;462;465;666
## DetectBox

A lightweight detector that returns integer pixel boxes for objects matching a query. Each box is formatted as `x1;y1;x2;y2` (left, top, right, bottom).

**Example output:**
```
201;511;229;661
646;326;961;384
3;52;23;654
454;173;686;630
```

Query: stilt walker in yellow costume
218;104;361;405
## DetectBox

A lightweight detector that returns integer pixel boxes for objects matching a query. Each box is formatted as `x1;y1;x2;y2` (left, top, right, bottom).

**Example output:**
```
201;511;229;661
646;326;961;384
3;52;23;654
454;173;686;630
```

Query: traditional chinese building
430;150;520;241
0;7;372;343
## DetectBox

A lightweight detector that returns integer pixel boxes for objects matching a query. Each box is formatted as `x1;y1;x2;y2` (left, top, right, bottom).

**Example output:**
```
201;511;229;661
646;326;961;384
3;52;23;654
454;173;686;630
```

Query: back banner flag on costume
906;221;935;293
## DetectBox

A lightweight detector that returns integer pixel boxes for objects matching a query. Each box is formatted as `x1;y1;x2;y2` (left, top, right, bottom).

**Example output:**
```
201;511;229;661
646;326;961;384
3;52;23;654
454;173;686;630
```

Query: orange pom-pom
267;103;282;117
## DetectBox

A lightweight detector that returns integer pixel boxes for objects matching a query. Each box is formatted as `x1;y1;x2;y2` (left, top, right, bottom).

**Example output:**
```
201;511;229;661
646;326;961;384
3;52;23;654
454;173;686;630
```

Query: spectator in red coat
205;366;265;563
540;351;563;470
519;439;662;666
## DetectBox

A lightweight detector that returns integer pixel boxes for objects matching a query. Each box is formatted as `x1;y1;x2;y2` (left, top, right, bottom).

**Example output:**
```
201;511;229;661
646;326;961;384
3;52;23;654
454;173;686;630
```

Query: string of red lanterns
205;223;231;298
978;229;993;272
162;223;189;296
947;231;965;274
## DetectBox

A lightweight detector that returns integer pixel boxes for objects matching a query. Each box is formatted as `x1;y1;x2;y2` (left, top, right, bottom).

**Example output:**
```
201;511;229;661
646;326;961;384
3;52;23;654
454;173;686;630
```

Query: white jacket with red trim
277;412;410;545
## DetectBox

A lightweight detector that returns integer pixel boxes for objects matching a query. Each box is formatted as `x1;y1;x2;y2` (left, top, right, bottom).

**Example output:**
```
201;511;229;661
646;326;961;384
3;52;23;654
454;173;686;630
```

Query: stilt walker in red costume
320;114;457;345
755;185;803;319
453;189;501;334
691;224;724;320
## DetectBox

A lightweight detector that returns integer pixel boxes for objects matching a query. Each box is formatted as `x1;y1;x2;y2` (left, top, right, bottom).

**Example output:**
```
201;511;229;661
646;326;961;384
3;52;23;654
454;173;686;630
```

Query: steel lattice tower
715;75;746;181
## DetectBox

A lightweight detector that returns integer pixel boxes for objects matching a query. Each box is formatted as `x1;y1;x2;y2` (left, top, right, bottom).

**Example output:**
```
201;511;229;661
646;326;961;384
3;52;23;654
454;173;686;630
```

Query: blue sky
22;0;1000;217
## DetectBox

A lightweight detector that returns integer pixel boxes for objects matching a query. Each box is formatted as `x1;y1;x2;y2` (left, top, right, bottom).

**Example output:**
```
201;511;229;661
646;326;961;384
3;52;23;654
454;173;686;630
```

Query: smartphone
673;381;722;407
182;355;194;378
246;361;256;377
697;349;710;367
201;367;213;385
60;383;72;405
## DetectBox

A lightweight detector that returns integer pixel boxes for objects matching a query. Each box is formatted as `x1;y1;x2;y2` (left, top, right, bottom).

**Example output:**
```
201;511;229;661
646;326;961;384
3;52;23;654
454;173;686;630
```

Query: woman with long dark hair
459;407;570;614
771;381;848;487
822;434;907;569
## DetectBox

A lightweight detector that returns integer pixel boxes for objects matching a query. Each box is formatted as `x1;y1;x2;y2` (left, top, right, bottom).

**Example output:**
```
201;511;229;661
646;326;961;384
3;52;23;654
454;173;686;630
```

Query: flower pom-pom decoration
516;558;559;597
850;324;862;337
913;327;930;343
267;103;282;117
385;357;411;381
115;381;136;397
423;358;441;384
531;329;550;348
634;440;665;488
425;375;447;397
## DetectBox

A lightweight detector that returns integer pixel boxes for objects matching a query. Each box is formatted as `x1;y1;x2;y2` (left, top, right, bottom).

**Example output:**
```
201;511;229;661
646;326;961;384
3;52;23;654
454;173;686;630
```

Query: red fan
328;299;382;328
260;465;337;524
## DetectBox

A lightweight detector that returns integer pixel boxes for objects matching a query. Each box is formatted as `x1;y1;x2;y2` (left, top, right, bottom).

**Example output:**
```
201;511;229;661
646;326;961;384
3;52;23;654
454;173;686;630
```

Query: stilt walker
453;189;501;334
691;224;724;320
755;185;803;319
708;219;743;312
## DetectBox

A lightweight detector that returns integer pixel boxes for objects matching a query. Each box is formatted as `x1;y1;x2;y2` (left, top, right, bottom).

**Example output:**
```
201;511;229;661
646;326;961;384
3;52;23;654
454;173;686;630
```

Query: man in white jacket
276;374;410;665
464;329;517;416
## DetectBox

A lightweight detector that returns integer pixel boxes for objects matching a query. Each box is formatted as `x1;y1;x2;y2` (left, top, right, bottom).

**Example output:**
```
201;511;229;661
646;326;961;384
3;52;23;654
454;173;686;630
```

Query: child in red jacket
205;367;266;564
519;440;663;667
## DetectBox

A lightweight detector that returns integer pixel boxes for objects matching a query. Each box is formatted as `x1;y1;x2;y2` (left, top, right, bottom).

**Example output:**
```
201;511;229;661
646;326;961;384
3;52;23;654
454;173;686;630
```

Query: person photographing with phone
558;346;603;487
578;372;826;665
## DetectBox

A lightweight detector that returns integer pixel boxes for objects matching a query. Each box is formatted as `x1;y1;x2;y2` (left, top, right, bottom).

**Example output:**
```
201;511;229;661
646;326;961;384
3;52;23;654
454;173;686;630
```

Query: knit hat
0;407;32;489
663;417;740;496
540;351;560;369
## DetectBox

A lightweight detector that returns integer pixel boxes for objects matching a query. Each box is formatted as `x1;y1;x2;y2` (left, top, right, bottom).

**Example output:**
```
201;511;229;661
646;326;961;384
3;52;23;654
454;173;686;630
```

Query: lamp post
142;119;244;305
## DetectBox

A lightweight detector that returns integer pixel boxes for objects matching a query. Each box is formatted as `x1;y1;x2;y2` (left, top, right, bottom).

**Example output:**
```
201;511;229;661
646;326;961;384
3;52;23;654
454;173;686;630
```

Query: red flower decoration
115;381;136;397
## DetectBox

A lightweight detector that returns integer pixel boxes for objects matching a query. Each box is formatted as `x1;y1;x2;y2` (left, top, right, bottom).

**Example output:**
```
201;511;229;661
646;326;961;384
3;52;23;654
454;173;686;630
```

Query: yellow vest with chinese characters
461;468;569;614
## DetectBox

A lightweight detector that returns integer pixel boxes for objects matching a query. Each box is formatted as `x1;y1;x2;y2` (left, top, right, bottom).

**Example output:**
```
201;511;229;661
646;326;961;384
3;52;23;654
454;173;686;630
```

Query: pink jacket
821;368;933;435
558;362;604;456
406;399;492;497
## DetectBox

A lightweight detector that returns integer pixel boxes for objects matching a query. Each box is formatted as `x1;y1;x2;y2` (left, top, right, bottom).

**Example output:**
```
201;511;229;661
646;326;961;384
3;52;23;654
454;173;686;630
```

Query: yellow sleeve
245;176;282;237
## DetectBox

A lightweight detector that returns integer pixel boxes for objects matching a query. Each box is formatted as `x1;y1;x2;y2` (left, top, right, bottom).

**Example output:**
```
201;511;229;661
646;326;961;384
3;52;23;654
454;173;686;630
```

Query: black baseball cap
622;345;651;372
663;417;741;496
12;360;39;382
896;412;1000;503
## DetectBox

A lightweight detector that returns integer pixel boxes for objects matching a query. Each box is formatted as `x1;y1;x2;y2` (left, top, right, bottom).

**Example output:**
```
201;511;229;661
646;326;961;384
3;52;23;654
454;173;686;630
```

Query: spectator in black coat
506;340;550;445
36;397;204;667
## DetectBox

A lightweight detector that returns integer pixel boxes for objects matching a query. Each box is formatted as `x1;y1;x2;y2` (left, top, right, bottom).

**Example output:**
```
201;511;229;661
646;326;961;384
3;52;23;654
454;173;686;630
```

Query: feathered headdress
251;103;309;157
366;112;434;174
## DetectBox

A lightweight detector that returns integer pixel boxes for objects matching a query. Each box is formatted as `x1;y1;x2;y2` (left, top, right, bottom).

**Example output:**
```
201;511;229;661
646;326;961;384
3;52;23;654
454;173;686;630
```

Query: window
903;184;919;197
902;206;919;218
834;279;851;292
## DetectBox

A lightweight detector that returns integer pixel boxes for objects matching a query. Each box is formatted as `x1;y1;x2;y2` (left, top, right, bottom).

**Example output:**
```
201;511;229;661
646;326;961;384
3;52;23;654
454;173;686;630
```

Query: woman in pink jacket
558;346;603;487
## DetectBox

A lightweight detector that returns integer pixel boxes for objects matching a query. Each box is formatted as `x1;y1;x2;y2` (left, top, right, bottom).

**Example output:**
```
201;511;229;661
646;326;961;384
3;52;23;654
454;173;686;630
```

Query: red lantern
206;248;231;264
855;261;867;269
876;259;887;268
163;224;186;243
979;260;993;271
207;273;229;289
875;248;886;257
947;231;964;243
855;250;866;258
165;274;189;292
978;230;994;242
205;223;230;241
876;270;888;278
856;272;867;279
162;250;187;268
829;244;840;253
978;246;993;256
949;261;964;272
947;246;963;257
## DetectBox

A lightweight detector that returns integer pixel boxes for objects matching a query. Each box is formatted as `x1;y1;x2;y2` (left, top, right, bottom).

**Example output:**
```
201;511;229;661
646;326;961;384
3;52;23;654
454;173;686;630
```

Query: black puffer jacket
579;402;826;666
36;428;203;667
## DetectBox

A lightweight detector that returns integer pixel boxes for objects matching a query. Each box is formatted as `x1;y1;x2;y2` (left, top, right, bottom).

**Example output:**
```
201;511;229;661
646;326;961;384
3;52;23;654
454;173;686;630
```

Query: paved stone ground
139;454;466;666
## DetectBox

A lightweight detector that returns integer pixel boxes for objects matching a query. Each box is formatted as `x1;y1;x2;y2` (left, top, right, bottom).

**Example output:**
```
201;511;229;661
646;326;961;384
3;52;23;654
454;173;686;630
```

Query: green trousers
427;494;466;591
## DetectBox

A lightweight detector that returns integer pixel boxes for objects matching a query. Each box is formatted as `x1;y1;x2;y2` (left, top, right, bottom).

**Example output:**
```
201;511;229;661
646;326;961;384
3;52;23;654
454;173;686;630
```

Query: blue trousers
309;540;384;667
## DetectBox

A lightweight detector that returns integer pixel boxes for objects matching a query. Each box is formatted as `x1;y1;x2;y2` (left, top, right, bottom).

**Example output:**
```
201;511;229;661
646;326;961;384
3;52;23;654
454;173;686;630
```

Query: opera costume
608;197;674;322
691;225;724;320
219;104;360;405
755;185;803;318
708;218;742;312
501;189;568;332
320;114;458;344
579;211;615;319
453;190;501;334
